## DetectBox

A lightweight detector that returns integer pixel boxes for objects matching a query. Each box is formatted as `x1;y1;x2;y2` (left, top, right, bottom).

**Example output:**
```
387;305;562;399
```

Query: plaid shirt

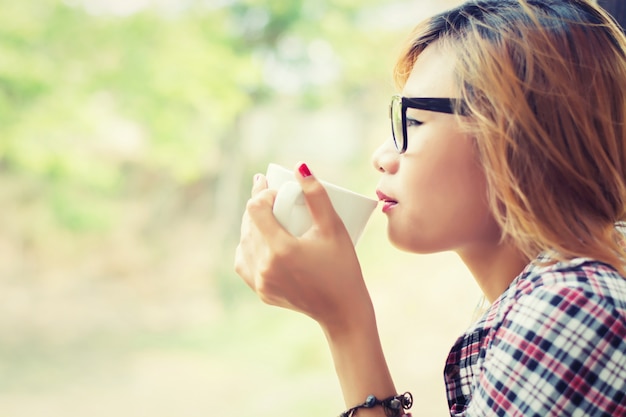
444;256;626;416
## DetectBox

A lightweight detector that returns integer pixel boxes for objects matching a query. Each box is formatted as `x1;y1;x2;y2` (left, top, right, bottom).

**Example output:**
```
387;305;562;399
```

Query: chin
388;229;448;254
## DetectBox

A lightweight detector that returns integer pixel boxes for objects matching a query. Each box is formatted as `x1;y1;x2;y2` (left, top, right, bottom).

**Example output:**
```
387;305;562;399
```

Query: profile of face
372;44;501;255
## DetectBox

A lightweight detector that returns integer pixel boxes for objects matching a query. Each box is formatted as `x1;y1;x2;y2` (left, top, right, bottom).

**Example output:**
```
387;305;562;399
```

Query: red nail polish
298;163;312;178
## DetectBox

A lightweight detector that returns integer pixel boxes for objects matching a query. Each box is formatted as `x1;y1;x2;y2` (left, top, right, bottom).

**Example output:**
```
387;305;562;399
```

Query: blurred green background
0;0;484;416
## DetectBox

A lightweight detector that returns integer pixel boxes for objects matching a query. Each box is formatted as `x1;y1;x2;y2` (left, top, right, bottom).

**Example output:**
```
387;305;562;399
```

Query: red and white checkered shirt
444;256;626;416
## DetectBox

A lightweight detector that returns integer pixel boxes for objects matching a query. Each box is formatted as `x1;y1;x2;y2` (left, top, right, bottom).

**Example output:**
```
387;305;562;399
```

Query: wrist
340;392;413;417
319;292;377;339
321;305;397;415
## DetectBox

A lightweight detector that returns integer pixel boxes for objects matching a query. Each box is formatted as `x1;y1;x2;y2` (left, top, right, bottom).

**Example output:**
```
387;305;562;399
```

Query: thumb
294;163;343;233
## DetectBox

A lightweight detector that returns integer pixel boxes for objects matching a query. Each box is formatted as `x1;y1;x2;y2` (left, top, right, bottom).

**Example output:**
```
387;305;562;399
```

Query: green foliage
0;0;404;234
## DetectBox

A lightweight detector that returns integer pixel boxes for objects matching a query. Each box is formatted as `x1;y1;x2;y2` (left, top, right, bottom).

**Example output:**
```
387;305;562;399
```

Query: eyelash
406;117;423;128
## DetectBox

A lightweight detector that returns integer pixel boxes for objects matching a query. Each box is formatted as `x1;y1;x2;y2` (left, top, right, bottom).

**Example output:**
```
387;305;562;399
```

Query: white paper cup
265;163;377;245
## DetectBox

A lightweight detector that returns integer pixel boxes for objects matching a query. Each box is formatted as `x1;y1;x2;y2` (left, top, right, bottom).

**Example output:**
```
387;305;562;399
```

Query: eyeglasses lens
391;97;404;152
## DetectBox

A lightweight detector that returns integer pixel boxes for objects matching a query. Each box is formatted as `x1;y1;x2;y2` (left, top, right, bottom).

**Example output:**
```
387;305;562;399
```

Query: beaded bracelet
339;392;413;417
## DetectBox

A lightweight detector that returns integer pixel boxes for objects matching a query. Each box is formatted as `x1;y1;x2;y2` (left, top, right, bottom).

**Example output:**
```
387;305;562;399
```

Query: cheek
404;135;481;199
439;161;501;242
441;149;492;221
392;139;498;251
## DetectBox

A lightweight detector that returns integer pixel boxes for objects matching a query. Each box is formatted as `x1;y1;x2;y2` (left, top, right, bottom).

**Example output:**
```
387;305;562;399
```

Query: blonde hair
395;0;626;273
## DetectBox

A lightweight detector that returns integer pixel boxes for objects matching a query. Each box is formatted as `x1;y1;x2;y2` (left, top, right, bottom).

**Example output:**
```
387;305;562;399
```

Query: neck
456;240;529;303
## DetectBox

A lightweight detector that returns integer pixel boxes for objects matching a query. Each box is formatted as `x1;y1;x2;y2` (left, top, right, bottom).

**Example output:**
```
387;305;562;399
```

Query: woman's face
372;45;501;254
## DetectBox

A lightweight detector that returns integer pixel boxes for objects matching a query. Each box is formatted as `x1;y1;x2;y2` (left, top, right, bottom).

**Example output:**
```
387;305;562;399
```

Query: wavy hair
395;0;626;272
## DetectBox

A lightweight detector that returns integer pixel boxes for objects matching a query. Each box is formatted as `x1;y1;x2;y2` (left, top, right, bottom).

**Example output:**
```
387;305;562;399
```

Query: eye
406;116;423;128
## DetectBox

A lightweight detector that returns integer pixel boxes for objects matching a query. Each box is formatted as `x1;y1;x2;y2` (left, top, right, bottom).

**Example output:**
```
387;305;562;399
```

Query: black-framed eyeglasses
390;94;467;154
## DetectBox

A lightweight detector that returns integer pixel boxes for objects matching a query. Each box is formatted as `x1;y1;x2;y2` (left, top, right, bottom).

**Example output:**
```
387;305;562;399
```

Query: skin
372;44;528;302
234;43;529;416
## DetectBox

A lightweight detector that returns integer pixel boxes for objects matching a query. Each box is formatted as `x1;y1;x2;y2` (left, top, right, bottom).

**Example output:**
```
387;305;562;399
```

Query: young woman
234;0;626;415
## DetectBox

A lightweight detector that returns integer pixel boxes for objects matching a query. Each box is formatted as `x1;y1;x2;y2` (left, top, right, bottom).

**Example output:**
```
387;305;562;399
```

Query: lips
376;190;398;213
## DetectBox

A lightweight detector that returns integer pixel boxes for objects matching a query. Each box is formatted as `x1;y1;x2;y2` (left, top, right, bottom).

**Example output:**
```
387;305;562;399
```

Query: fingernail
298;163;312;178
253;174;261;183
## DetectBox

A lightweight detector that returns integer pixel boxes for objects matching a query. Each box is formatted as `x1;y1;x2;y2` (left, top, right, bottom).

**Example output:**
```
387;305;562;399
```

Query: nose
371;137;399;174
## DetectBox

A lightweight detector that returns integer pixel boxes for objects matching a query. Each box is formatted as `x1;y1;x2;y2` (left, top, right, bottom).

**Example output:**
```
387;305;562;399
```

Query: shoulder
465;257;626;415
478;256;626;345
507;256;626;315
491;256;626;360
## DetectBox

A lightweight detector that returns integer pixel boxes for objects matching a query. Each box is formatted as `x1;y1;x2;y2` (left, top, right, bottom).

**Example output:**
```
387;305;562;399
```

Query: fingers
294;163;343;235
251;173;268;197
240;166;345;257
235;176;279;290
247;173;284;238
245;173;293;246
235;167;363;319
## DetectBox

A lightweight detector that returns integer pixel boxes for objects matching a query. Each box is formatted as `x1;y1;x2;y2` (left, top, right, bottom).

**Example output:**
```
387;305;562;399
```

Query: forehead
402;44;458;98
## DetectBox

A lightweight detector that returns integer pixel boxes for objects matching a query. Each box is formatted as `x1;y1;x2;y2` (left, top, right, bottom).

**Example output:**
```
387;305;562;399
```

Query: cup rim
266;163;377;204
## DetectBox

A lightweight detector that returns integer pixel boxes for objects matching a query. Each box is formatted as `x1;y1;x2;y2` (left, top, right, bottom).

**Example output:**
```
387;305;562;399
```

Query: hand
235;165;395;411
234;164;374;331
